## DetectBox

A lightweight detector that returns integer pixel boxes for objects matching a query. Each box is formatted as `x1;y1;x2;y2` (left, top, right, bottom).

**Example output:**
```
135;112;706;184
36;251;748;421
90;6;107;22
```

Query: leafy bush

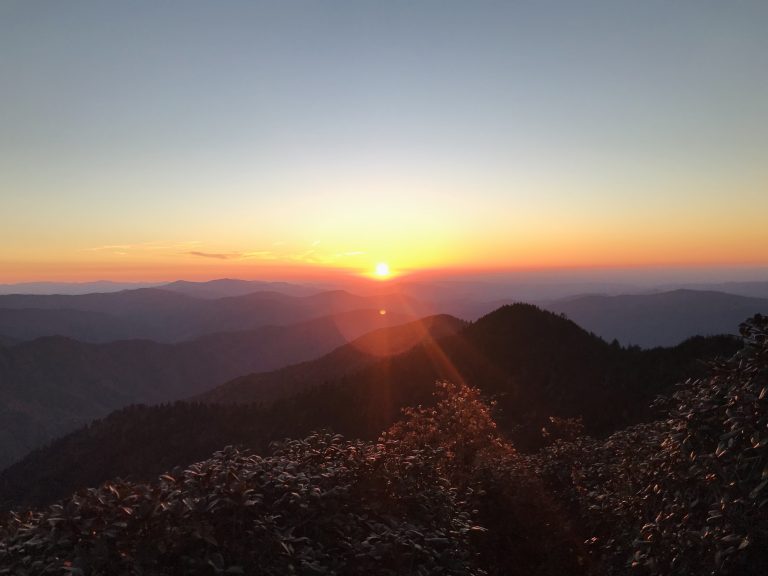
630;314;768;575
0;433;479;575
532;315;768;575
385;382;585;576
0;382;586;575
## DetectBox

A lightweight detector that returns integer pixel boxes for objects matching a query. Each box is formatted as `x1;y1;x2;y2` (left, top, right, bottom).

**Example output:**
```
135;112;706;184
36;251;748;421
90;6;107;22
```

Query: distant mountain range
0;288;431;343
0;278;324;297
0;281;160;295
0;309;434;469
539;289;768;347
657;281;768;299
161;278;323;299
2;277;767;347
436;289;768;346
0;304;740;509
4;276;767;299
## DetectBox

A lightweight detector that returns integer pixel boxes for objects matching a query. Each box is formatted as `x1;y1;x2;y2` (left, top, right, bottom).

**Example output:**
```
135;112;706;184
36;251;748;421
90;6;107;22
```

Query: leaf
749;480;767;499
738;537;750;550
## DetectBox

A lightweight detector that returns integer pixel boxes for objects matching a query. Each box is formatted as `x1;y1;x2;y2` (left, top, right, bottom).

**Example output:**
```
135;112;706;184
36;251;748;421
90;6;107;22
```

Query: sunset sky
1;1;767;282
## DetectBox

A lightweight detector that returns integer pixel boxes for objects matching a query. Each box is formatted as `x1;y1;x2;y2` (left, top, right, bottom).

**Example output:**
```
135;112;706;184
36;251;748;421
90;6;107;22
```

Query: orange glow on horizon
2;239;768;284
2;256;768;285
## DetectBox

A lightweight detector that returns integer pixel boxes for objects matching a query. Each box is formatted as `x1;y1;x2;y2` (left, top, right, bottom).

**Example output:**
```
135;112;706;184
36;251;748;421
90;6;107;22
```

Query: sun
374;262;390;278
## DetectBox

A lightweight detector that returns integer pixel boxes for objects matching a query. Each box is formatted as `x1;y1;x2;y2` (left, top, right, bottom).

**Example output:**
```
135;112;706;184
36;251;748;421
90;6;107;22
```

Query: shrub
385;382;585;576
532;315;768;575
0;433;479;575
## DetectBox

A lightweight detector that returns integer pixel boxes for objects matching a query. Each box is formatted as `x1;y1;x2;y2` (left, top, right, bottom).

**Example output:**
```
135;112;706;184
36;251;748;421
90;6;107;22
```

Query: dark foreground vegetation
1;312;766;574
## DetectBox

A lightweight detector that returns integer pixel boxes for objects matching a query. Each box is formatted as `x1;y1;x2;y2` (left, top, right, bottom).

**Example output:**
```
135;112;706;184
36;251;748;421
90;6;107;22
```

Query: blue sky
1;1;767;280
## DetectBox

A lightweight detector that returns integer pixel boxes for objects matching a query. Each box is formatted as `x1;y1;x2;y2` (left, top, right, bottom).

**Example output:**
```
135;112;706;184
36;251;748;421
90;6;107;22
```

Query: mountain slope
541;289;768;347
0;307;146;342
0;309;410;469
0;304;741;509
205;304;734;432
198;314;467;405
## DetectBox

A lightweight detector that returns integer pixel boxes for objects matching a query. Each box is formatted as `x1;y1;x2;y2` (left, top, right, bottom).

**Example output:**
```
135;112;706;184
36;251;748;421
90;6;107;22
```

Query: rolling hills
0;309;431;469
0;304;740;509
0;288;431;342
160;278;321;298
540;289;768;346
197;314;466;405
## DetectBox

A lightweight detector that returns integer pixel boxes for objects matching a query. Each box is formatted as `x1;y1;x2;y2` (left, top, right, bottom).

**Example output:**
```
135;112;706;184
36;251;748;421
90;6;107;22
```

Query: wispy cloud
85;244;136;252
186;251;240;260
290;249;320;263
241;251;278;260
82;240;363;266
85;240;203;253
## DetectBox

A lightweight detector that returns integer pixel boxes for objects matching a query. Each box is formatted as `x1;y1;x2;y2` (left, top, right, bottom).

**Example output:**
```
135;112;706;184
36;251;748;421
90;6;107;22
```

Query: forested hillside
0;305;739;510
0;310;420;469
1;314;765;575
198;314;466;405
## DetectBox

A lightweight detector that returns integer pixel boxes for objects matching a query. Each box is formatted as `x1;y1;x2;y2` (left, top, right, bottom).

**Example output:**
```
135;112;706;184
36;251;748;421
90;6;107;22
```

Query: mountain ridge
0;288;432;342
0;304;740;509
197;314;467;406
0;309;426;469
540;289;768;346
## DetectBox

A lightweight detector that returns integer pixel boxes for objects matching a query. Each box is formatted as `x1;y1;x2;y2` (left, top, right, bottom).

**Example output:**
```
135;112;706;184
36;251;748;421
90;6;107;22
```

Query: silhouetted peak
463;303;607;364
473;303;581;335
